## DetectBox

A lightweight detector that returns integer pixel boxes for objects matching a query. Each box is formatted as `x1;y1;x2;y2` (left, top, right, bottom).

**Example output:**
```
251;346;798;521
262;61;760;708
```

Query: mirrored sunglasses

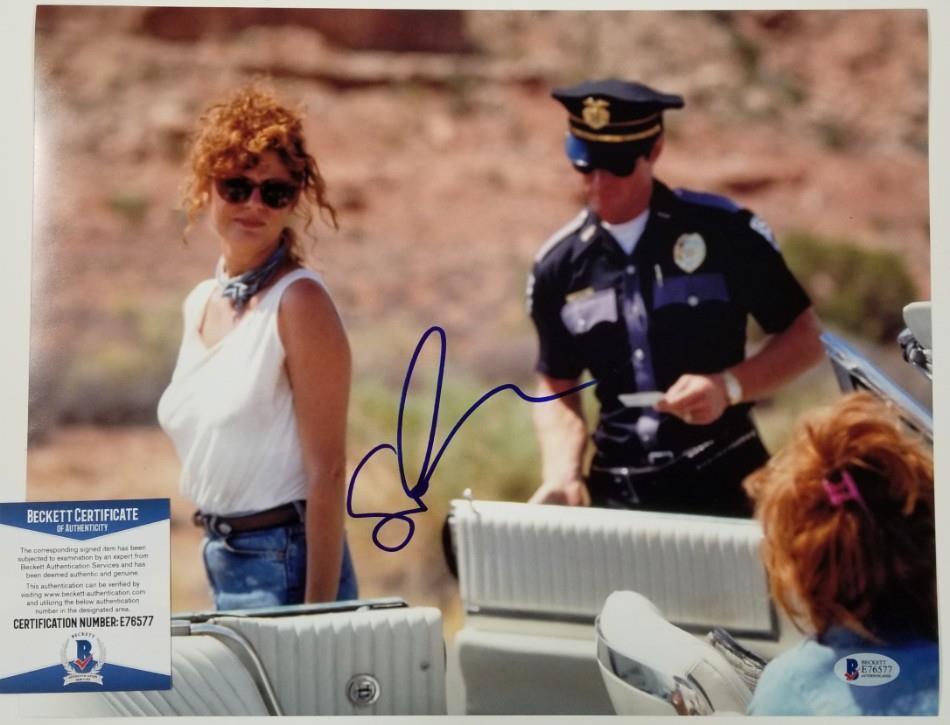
565;134;645;178
571;152;640;178
214;176;300;210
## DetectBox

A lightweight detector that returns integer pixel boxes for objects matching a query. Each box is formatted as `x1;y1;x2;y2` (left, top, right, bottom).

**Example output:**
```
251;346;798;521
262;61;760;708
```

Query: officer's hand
656;373;728;425
528;480;591;506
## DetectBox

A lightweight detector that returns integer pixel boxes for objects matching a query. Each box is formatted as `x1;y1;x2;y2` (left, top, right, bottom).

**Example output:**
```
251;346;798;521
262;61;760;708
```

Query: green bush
34;299;182;429
106;193;149;226
781;231;918;344
58;342;175;425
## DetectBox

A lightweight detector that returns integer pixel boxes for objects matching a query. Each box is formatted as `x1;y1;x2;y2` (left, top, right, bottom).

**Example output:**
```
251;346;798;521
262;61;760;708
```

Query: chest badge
673;233;706;273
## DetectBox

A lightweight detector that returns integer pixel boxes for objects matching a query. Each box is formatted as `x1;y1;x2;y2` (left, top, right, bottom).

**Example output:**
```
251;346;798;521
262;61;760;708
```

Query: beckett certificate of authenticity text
0;499;170;692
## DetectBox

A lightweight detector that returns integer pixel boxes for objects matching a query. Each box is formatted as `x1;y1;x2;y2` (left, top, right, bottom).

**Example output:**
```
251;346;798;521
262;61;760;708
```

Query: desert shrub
709;10;762;80
813;119;853;150
31;299;182;431
781;231;918;344
106;193;149;226
58;342;175;425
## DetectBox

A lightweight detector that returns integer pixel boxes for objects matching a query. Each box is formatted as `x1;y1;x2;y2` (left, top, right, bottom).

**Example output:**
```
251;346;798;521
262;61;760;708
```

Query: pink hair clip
822;469;872;516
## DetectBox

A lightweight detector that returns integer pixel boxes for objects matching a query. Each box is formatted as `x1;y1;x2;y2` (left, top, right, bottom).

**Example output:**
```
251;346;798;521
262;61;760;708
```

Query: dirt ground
26;8;930;625
27;425;465;630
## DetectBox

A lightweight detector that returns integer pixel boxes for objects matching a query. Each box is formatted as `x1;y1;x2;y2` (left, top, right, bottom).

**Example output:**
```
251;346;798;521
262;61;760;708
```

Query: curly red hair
744;391;935;643
182;82;337;260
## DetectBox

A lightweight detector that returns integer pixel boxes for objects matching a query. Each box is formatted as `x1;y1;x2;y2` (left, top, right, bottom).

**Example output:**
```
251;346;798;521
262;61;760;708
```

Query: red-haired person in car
744;392;937;716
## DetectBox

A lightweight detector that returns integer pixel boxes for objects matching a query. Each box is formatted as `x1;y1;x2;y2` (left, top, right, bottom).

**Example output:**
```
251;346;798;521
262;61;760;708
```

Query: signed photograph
23;5;933;717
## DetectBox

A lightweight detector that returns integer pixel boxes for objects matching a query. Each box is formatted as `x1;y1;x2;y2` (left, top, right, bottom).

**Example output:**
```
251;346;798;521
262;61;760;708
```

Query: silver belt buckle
209;516;233;536
647;450;675;466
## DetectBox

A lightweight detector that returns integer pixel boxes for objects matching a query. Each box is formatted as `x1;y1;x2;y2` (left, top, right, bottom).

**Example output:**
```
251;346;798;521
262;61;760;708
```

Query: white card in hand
618;391;664;408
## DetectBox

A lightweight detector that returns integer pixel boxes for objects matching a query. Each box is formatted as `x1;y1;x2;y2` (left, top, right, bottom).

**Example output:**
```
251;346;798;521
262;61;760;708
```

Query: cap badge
673;233;706;273
582;97;611;130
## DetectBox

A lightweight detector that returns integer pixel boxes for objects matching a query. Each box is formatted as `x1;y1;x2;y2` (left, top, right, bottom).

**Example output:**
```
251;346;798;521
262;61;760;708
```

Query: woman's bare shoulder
278;271;336;317
277;270;347;353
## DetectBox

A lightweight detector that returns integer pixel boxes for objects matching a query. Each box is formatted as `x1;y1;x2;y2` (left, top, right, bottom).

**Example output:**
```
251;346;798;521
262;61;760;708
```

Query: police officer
527;78;824;516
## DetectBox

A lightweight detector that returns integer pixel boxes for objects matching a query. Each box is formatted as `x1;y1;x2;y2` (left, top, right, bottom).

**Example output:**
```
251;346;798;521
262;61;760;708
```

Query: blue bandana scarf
215;242;289;312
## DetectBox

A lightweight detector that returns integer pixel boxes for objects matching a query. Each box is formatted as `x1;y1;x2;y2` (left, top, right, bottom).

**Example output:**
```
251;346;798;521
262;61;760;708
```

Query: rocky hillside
26;5;932;618
30;7;929;431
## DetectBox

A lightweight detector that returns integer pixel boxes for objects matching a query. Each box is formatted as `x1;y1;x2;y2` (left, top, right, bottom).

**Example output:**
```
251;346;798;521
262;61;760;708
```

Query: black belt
591;429;758;478
587;427;763;513
192;501;306;536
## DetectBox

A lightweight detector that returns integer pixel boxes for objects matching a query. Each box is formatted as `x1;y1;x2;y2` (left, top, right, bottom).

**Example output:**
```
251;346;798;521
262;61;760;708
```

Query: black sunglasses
214;176;300;210
572;153;641;178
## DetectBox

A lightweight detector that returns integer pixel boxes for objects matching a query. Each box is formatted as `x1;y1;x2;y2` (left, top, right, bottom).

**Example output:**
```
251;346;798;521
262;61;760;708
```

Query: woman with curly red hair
744;391;937;715
158;83;357;608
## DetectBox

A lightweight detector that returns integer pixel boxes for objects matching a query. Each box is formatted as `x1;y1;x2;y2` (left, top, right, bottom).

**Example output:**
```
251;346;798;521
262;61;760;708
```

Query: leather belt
192;501;306;536
591;428;757;476
588;427;763;515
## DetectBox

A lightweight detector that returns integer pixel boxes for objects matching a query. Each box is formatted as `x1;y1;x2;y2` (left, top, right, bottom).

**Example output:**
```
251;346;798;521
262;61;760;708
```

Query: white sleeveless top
157;269;325;515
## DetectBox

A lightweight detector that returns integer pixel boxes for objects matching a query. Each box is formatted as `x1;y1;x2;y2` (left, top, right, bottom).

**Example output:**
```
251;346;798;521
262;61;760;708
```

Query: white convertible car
17;304;932;717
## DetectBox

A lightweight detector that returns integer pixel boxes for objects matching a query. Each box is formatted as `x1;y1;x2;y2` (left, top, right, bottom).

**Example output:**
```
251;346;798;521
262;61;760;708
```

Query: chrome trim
595;619;713;715
899;327;932;379
467;605;780;640
170;620;193;637
706;627;767;691
466;605;595;625
172;596;408;623
671;617;778;643
346;673;382;707
189;622;284;716
822;331;932;441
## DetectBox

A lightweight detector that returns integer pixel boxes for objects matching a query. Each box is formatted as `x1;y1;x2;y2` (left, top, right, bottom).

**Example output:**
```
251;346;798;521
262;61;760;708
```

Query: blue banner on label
0;499;169;541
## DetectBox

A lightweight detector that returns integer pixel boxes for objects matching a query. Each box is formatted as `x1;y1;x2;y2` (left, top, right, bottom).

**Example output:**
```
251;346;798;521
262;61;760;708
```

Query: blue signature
346;325;596;552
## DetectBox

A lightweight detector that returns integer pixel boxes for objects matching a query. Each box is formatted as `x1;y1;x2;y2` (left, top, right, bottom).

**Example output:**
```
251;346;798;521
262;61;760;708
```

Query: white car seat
449;500;792;714
596;590;752;716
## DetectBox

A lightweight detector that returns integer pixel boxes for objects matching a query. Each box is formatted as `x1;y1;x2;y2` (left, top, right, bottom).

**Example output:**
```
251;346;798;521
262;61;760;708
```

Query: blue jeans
201;522;358;610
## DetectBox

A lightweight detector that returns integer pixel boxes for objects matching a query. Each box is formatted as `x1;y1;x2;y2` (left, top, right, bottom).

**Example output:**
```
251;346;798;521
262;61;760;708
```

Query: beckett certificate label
0;499;170;692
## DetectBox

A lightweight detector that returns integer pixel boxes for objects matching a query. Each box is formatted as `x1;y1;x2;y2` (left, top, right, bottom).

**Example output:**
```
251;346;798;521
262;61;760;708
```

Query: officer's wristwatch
721;370;743;405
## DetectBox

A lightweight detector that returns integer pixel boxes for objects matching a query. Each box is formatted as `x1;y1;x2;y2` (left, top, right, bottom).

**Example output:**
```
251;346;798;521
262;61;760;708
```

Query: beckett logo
834;653;900;687
60;632;106;686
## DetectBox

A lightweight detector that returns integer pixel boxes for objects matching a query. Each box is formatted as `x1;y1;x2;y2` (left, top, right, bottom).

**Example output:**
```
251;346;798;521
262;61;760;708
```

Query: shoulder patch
534;210;587;264
749;214;779;250
674;188;741;213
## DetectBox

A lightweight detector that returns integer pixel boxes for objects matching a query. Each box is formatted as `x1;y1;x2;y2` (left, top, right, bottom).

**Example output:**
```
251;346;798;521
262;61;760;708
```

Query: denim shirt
748;626;939;716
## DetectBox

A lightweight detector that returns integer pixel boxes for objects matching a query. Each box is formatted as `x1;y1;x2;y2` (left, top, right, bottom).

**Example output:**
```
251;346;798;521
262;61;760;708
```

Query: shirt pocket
653;273;729;309
560;287;619;335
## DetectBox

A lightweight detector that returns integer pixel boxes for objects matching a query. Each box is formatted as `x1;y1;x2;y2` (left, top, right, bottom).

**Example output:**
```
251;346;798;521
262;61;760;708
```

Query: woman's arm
278;277;351;603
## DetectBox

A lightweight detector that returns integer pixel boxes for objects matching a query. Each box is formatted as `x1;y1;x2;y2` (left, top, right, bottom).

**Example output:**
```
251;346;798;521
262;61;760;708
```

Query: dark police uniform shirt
527;180;811;464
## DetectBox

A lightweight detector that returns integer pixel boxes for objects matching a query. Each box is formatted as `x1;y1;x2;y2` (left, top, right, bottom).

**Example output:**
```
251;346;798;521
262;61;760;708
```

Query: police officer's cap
552;78;684;145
